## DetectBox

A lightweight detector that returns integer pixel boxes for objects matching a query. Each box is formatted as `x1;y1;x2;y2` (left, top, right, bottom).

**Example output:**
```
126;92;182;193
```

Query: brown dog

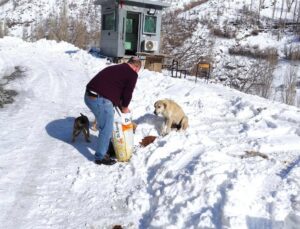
154;99;188;136
72;113;90;142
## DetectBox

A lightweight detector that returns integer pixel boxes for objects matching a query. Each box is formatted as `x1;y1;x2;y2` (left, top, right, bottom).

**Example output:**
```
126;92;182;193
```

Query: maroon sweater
86;63;138;107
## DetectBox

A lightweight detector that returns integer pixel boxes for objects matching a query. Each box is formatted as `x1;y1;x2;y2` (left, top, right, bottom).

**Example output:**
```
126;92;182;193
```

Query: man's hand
121;107;130;113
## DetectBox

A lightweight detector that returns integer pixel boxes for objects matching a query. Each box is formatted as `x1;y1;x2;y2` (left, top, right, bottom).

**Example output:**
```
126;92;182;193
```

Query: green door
125;12;140;55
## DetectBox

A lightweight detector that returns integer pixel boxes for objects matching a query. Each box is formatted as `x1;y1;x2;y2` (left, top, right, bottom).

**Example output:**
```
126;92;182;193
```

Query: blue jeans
84;94;114;160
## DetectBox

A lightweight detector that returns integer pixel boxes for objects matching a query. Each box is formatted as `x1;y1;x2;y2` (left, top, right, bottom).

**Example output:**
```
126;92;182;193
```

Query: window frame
143;15;157;35
102;12;115;31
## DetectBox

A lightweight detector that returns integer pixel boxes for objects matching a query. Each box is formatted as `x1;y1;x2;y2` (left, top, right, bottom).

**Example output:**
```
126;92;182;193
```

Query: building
95;0;170;59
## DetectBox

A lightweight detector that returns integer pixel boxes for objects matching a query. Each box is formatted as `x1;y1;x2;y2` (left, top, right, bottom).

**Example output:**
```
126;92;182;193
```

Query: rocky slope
1;0;300;105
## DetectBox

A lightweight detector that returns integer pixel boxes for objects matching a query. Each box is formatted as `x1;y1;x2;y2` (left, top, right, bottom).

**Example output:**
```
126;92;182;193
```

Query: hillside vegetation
1;0;300;106
161;0;300;106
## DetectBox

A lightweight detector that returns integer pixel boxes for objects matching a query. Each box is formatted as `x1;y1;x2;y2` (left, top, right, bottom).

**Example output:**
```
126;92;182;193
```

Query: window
102;13;115;30
143;15;157;34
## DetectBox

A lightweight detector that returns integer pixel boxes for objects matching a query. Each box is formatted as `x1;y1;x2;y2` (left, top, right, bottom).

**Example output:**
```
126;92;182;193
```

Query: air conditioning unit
143;40;158;52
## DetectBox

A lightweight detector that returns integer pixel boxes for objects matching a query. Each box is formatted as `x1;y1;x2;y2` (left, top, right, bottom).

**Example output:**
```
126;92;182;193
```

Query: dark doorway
125;12;140;55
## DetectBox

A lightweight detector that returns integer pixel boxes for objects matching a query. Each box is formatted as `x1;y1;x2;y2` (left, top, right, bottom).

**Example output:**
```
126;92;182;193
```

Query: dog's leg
87;127;90;138
180;116;189;131
165;119;173;134
72;129;81;142
162;119;173;136
83;128;91;142
161;121;167;136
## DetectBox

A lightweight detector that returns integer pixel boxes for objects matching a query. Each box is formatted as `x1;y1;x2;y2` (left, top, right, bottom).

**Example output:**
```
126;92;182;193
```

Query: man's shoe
95;155;117;165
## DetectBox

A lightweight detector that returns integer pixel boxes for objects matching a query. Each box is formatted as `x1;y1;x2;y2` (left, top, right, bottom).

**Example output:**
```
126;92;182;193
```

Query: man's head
127;56;142;73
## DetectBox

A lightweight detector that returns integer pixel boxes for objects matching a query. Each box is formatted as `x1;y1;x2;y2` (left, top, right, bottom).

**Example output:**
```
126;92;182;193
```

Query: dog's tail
180;116;189;130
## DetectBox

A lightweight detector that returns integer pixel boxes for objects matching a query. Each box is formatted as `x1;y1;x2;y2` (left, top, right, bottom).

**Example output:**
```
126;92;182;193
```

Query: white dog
154;99;189;136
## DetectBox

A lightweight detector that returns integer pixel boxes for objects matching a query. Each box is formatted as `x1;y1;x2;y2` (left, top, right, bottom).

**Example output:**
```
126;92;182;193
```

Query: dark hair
127;56;142;68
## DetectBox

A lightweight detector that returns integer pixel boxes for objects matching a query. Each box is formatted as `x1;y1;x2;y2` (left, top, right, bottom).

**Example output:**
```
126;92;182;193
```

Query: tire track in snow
0;55;82;228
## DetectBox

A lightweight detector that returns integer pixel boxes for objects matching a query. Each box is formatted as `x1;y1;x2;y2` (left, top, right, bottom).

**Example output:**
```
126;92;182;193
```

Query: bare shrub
34;20;47;40
210;24;236;39
0;21;4;38
69;14;88;48
161;4;218;74
227;55;276;99
293;0;300;23
251;29;260;35
200;15;215;28
284;44;300;60
45;3;69;42
253;56;277;98
239;4;260;26
229;45;278;60
296;93;300;108
57;6;69;41
162;11;198;49
0;21;8;38
281;65;297;105
32;3;100;49
5;18;18;28
161;10;199;54
211;27;223;37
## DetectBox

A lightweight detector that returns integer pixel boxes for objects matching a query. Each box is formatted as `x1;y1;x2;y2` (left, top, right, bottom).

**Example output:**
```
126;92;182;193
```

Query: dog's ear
154;101;158;107
163;101;167;108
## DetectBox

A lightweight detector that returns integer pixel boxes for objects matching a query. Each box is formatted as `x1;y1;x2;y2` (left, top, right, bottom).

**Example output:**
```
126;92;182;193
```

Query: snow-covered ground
1;37;300;229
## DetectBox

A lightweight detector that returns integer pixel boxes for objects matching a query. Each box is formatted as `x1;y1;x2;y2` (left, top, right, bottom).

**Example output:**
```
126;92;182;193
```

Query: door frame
124;11;141;55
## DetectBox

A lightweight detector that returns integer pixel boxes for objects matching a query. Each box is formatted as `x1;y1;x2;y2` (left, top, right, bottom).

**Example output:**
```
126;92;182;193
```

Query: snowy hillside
1;37;300;228
161;0;300;106
0;0;101;37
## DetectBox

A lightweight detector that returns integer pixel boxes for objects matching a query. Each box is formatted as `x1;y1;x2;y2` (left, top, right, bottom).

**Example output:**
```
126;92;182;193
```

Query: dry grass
161;10;199;51
32;2;100;49
211;26;236;39
284;44;300;61
229;45;278;60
